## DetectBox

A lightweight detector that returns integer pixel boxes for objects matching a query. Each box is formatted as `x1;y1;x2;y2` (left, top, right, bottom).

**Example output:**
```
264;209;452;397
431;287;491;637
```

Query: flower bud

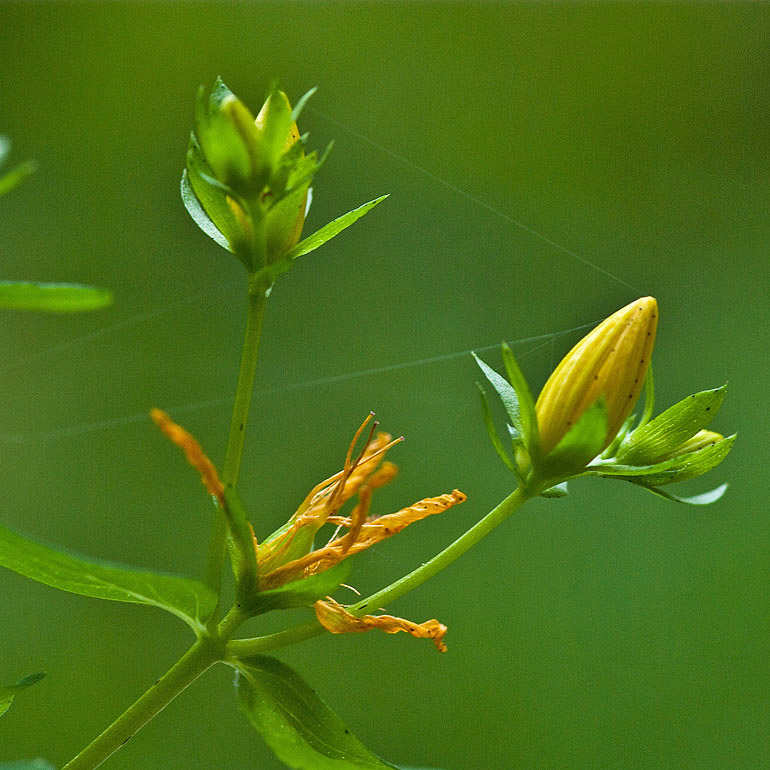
255;91;308;259
647;429;724;463
535;297;658;456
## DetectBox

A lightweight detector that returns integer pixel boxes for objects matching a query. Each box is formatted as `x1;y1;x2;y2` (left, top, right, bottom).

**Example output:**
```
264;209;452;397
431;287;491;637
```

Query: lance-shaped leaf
0;282;112;313
0;673;45;718
473;352;524;443
236;655;398;769
475;382;517;474
0;521;217;632
283;195;388;261
617;385;727;465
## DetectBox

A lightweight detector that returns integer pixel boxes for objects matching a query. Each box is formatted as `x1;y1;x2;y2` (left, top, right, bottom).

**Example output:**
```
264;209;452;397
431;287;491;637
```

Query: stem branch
205;282;267;593
60;639;221;770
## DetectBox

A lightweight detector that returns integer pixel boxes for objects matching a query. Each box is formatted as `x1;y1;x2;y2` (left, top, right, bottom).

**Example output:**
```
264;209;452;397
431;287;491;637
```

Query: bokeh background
1;3;768;769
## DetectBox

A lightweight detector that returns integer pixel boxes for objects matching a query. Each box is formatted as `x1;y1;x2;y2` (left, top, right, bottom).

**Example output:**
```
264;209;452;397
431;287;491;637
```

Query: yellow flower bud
255;91;308;259
535;297;658;456
652;429;724;462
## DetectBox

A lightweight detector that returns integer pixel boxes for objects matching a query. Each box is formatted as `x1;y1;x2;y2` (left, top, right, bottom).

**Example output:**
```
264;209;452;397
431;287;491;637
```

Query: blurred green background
1;3;768;769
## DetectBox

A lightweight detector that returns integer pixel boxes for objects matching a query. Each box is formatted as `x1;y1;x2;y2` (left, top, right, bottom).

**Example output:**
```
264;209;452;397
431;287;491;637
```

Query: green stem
227;485;531;657
205;281;268;593
60;638;222;770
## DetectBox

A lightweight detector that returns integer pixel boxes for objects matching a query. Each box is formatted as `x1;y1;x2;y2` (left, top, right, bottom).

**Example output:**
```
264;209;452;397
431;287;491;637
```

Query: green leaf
235;655;393;769
0;160;38;198
0;761;56;770
0;673;45;718
475;382;517;473
0;521;217;632
617;385;727;465
180;168;232;253
253;560;352;614
540;481;569;498
283;195;388;261
0;135;10;167
636;482;729;505
501;342;539;454
0;282;112;313
543;399;608;477
473;353;524;439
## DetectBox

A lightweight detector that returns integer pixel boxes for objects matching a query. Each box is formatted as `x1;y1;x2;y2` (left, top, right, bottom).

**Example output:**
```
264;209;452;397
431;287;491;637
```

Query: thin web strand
307;105;643;295
0;322;594;444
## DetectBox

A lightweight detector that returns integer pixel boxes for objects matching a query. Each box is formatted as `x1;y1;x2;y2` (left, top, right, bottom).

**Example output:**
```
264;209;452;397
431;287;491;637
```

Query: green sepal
540;482;569;498
235;655;394;769
0;761;56;770
501;342;539;456
0;521;218;633
601;413;636;459
283;195;388;261
180;168;232;253
291;87;318;123
475;382;518;474
588;434;736;485
257;88;293;181
0;673;45;718
0;282;112;313
633;481;728;505
252;560;352;614
541;398;608;478
617;385;727;465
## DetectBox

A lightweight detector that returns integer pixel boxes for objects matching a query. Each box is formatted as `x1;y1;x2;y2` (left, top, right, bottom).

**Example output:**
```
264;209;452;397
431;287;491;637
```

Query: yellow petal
150;409;224;502
315;597;448;652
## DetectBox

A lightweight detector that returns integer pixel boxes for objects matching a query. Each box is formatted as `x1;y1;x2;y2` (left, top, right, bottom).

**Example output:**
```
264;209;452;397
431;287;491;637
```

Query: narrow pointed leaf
476;383;517;472
501;342;538;451
236;655;393;769
473;352;524;438
0;282;112;313
283;195;388;260
637;482;729;505
0;521;217;632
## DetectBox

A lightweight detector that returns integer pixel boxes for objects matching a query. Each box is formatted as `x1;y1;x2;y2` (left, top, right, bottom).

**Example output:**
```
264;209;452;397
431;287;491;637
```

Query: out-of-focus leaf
0;761;56;770
0;672;45;718
0;160;38;198
0;521;217;632
0;282;112;313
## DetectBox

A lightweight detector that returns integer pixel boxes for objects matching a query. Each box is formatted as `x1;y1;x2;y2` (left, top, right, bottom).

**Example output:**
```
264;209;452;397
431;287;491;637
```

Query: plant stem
227;485;531;657
60;638;222;770
205;281;267;593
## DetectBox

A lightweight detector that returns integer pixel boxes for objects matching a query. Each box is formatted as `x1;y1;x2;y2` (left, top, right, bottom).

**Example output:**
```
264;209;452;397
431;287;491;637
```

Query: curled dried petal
315;597;448;652
151;409;224;502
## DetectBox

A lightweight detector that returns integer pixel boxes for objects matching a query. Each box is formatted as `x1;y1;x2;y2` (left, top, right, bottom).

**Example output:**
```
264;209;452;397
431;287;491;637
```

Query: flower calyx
181;78;388;290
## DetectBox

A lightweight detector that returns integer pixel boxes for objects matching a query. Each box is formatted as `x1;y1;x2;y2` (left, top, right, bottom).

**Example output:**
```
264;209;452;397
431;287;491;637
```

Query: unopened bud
536;297;658;456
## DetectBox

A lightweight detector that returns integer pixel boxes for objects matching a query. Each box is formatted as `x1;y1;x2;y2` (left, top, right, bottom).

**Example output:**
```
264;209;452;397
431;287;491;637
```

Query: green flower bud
536;297;658;456
658;429;723;460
